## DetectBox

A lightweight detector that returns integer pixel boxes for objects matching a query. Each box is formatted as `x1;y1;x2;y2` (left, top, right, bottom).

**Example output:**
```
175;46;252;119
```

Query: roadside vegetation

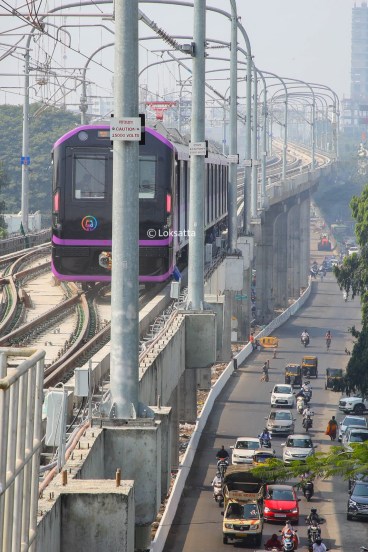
0;104;80;216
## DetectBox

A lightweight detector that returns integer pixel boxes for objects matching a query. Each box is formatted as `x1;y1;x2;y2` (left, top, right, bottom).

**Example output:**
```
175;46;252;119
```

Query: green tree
252;442;368;484
334;184;368;396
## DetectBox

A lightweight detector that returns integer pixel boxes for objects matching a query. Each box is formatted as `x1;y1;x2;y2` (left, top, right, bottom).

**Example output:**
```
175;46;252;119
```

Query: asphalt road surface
164;272;367;552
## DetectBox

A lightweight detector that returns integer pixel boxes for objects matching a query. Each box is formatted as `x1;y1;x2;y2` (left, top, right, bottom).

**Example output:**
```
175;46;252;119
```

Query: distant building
4;212;42;234
342;2;368;139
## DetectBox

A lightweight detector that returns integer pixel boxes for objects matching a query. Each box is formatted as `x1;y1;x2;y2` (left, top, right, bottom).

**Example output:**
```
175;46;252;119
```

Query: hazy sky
0;0;357;105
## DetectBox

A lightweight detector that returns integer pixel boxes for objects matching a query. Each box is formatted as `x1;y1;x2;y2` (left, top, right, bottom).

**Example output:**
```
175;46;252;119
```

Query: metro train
51;123;229;283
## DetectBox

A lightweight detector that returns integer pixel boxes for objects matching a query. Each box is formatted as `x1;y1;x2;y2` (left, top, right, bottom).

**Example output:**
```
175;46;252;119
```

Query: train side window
74;154;107;199
139;155;156;198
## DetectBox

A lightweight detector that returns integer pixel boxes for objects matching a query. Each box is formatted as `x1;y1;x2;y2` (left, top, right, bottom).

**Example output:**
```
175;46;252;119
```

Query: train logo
81;215;98;232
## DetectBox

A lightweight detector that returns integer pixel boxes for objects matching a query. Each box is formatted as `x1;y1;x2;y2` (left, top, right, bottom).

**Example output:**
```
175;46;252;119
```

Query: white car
281;434;316;465
342;427;368;451
338;416;368;441
230;437;260;465
270;384;295;408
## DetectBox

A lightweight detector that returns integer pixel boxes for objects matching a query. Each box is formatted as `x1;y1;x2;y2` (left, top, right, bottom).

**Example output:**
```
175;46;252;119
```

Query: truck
339;396;368;415
222;466;265;547
317;234;332;251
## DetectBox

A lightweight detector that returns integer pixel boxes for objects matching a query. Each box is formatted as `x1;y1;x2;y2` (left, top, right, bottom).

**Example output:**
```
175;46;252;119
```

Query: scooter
259;436;272;448
213;482;223;507
297;397;305;414
303;481;314;501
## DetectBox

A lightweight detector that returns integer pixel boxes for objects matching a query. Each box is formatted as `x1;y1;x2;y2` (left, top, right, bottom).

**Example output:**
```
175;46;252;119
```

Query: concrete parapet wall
150;278;313;552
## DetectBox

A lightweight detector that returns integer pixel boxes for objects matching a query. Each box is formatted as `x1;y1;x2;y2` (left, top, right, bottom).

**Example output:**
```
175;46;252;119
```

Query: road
164;272;366;551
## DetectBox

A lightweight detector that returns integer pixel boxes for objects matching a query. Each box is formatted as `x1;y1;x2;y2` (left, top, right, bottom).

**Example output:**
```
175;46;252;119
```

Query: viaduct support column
253;217;274;324
300;195;311;288
287;203;301;300
273;211;288;309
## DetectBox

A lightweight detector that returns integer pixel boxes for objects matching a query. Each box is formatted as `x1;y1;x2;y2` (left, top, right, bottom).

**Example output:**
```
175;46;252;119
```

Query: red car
263;484;300;523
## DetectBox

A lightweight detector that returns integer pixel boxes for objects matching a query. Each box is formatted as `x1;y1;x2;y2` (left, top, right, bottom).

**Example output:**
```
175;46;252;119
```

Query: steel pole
21;48;30;233
110;0;139;418
228;3;238;252
251;64;258;218
187;0;206;310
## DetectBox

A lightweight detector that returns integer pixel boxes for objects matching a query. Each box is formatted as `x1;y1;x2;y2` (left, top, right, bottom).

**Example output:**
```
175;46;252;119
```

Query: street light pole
110;0;139;418
251;63;258;218
228;0;238;253
21;47;30;233
187;0;206;310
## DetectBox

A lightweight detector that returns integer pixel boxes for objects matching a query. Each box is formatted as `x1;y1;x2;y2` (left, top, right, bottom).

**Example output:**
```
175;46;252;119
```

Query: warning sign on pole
110;117;141;141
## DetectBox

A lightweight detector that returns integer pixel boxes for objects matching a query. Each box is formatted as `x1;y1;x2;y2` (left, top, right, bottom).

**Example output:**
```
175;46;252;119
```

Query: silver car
265;410;295;435
342;428;368;451
338;416;368;441
282;434;316;465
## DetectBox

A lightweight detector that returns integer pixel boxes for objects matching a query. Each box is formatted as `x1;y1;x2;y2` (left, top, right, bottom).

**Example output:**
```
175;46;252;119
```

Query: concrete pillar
148;406;172;499
287;203;301;299
103;422;162;550
59;481;135;552
204;295;231;362
273;211;288;309
253;217;274;323
179;312;217;423
300;196;311;288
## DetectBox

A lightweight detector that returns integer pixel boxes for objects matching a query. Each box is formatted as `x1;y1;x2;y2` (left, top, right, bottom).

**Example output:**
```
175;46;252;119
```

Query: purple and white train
51;124;229;283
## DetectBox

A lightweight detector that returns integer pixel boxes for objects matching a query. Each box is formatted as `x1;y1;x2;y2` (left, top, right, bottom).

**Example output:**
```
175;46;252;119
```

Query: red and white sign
145;101;177;121
110;117;141;141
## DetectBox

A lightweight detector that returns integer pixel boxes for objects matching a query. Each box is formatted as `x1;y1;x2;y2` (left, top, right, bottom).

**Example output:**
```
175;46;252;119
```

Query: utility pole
21;48;30;233
228;1;238;253
110;0;139;418
251;64;258;218
187;0;206;310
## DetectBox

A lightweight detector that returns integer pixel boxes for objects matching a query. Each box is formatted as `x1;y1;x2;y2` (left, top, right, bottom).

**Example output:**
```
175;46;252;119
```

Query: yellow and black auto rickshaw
301;356;318;378
325;368;344;391
284;363;302;387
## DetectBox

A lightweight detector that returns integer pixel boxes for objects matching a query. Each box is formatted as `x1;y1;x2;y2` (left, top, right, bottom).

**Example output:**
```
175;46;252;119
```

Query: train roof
53;122;228;164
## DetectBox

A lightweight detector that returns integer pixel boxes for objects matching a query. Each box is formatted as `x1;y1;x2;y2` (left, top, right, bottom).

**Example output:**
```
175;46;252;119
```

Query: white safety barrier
0;348;45;552
150;278;312;551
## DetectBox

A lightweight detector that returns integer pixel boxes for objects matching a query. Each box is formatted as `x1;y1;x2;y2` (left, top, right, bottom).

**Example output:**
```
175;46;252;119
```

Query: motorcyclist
281;520;298;549
302;405;312;420
306;508;322;526
216;445;229;460
211;471;223;501
264;533;282;550
325;330;332;348
301;329;310;344
312;537;327;552
259;428;271;446
296;395;305;413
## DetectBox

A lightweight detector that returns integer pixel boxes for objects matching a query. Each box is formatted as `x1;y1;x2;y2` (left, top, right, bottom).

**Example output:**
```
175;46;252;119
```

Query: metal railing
0;347;45;552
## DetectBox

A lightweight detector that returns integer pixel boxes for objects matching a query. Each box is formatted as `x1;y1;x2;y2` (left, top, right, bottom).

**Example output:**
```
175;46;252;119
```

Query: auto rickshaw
252;449;276;466
284;363;302;387
301;355;318;378
325;368;344;391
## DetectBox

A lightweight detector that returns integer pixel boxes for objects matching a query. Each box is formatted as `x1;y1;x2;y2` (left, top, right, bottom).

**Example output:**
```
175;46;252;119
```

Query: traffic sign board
189;141;207;156
21;156;30;166
110;117;141;141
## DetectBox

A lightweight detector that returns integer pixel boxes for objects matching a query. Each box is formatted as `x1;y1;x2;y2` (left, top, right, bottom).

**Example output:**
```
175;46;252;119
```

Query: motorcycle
279;531;298;552
302;388;312;404
307;522;321;551
297;397;305;414
301;335;310;347
217;458;229;479
303;481;314;501
303;415;313;432
259;436;272;448
326;338;331;351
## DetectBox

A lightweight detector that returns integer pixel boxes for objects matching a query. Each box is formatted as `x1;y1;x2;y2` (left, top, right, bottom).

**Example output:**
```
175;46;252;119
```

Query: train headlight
78;131;88;142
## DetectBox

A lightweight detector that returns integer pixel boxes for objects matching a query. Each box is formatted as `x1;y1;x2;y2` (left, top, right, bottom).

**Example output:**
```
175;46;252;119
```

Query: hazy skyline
0;1;358;106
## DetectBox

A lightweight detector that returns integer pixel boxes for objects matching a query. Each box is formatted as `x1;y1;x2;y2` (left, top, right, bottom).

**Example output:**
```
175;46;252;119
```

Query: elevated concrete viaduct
0;153;334;552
